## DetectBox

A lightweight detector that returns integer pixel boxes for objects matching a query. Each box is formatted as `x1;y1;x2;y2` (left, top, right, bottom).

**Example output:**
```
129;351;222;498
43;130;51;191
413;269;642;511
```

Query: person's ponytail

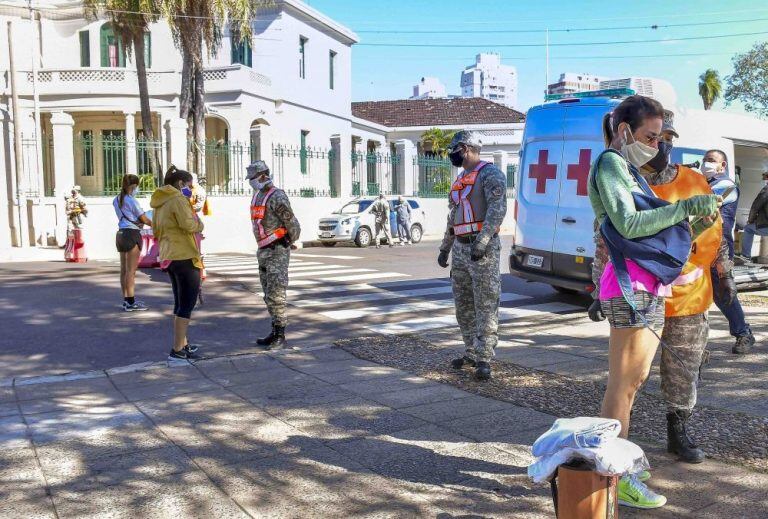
602;113;613;148
119;174;140;208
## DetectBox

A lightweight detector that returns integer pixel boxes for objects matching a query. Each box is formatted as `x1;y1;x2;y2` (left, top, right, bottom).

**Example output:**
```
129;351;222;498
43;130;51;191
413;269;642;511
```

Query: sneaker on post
733;331;755;354
636;470;651;483
123;301;148;312
451;356;476;369
618;475;667;509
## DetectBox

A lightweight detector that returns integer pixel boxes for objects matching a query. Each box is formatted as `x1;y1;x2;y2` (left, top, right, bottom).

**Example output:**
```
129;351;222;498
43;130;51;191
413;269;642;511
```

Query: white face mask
249;178;271;191
620;127;658;169
131;186;139;196
701;161;721;178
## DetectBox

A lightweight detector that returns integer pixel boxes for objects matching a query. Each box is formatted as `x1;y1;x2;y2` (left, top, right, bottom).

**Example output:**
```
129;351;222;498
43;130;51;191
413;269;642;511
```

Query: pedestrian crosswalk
203;253;583;336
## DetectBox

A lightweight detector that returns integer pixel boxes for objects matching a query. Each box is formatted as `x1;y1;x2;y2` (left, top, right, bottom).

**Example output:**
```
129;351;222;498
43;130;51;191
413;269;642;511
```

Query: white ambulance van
509;88;768;293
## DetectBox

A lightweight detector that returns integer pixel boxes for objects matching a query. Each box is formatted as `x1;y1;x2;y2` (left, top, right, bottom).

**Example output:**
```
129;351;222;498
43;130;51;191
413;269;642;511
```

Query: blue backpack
592;150;692;310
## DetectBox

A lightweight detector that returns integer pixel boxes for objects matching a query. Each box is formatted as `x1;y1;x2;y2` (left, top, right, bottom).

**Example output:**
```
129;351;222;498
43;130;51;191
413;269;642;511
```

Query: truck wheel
321;242;337;247
355;228;372;248
410;224;423;244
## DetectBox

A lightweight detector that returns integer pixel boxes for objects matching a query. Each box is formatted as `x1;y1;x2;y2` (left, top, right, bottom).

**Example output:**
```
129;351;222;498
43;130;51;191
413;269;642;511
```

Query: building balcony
2;65;272;99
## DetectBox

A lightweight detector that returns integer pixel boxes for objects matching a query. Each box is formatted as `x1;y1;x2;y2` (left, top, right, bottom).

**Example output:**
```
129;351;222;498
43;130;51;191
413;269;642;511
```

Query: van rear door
514;104;566;274
551;101;613;284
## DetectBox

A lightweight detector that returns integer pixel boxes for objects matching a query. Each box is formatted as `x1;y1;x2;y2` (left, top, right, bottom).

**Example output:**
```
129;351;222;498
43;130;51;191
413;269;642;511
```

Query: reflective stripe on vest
250;187;288;248
451;161;488;235
651;166;723;317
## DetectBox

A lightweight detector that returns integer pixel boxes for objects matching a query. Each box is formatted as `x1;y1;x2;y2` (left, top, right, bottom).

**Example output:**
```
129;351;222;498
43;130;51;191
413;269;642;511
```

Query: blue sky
305;0;768;114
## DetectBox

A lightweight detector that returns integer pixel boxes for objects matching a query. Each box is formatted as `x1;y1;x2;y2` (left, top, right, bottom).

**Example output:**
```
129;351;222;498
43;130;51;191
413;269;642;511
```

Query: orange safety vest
450;161;493;236
651;166;722;317
250;187;287;248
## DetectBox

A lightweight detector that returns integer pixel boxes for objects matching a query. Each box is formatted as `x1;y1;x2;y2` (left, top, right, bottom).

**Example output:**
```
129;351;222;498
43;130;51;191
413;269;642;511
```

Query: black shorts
116;228;142;253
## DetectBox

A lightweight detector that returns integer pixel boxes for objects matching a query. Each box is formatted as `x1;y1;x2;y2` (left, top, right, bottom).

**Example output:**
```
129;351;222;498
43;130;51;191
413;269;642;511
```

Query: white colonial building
547;72;610;96
410;77;447;100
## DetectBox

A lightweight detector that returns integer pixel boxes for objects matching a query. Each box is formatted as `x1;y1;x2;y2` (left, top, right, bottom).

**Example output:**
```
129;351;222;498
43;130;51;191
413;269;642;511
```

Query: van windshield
337;200;372;214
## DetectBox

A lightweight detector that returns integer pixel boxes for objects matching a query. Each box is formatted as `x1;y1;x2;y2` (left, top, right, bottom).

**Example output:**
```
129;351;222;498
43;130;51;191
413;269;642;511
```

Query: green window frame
299;36;307;79
81;130;94;177
100;23;125;67
329;50;336;90
143;32;152;68
79;30;90;67
231;36;252;67
300;130;309;175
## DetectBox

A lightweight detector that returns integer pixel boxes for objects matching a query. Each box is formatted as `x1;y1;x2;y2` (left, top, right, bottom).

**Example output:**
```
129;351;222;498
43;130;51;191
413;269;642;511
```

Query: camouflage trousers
660;313;709;413
257;244;291;327
451;236;501;363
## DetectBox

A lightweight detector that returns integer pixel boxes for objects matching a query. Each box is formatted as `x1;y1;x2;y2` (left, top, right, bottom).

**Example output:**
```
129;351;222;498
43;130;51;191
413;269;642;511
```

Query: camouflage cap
245;160;270;180
447;130;482;153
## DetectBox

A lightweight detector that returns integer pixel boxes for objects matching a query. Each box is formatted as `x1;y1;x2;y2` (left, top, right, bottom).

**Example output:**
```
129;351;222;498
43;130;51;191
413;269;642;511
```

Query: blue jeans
711;268;751;338
741;223;768;256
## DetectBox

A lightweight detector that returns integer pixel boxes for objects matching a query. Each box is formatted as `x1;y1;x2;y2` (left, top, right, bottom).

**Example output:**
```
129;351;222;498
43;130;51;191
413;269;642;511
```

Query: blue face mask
181;186;193;198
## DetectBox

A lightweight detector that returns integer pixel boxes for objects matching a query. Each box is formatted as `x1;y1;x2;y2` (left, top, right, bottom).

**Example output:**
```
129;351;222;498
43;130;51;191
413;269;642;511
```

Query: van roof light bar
545;88;636;101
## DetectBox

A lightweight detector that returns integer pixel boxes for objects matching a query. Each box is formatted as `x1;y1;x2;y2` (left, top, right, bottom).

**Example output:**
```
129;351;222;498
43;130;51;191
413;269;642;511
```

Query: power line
357;29;768;48
355;16;768;34
361;52;731;61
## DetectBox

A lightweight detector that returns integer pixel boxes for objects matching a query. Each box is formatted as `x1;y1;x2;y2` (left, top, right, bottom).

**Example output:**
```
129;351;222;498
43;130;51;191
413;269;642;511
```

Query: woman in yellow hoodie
150;166;204;360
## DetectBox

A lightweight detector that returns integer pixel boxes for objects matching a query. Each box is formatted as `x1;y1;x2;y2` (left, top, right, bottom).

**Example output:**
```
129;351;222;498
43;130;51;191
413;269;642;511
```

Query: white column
165;117;188;170
50;112;75;245
395;139;416;196
124;111;137;174
331;134;352;199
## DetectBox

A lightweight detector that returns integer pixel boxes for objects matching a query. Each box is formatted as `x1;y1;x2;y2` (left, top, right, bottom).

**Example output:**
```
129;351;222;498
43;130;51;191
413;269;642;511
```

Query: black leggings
167;259;201;319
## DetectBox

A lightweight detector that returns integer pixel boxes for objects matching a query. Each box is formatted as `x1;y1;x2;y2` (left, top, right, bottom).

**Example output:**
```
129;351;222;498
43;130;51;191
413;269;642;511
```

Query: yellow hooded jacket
150;185;204;268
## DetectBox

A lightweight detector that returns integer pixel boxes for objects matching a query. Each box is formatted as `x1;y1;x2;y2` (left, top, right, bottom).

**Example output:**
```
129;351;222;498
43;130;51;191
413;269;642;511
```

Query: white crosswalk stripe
365;302;582;335
203;253;582;336
319;292;531;320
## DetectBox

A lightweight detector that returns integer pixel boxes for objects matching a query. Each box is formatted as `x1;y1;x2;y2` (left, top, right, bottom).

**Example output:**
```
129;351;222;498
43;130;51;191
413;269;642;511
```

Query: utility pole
7;21;29;247
28;0;44;196
545;28;550;99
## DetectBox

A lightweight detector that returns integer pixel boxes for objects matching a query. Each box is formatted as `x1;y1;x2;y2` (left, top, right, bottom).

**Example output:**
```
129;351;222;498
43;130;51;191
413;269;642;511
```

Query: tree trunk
193;64;206;179
132;32;160;180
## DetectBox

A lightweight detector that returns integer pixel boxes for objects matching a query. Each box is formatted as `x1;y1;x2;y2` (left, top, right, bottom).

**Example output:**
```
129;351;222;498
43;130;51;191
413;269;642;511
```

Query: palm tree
84;1;159;174
157;0;267;177
420;128;456;157
699;69;722;110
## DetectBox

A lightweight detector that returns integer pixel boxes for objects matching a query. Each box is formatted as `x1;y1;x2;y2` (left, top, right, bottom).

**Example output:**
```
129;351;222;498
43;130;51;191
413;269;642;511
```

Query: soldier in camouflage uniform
590;121;733;463
246;161;301;350
437;130;507;381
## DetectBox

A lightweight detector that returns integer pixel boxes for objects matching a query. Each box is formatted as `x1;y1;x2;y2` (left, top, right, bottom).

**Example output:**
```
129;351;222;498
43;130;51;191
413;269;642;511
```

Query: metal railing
414;154;453;198
351;151;399;196
506;163;517;198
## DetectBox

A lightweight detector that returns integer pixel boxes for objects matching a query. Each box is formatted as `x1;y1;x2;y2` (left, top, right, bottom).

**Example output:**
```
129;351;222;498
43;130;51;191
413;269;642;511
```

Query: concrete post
50;112;75;245
759;236;768;264
165;118;188;171
395;139;416;196
330;134;352;199
124;111;137;174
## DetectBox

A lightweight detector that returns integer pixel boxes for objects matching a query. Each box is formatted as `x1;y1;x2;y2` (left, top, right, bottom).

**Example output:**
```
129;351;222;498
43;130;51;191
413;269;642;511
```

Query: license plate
526;255;544;268
321;232;333;238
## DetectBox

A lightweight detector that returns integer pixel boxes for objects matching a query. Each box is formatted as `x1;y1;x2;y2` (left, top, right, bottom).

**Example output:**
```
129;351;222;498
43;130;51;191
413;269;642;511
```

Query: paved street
1;241;767;517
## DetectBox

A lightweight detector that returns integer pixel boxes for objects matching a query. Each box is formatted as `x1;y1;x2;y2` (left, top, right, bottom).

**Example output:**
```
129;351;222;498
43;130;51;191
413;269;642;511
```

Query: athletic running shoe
168;348;201;361
637;470;651;482
184;344;200;354
122;301;148;312
618;474;666;509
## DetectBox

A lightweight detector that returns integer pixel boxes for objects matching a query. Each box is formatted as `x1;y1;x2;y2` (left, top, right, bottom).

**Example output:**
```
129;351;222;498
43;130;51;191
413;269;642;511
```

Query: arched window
100;23;125;67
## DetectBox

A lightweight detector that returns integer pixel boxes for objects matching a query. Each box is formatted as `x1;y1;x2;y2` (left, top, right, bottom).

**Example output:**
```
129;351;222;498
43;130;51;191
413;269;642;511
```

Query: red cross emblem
528;149;557;194
567;149;592;197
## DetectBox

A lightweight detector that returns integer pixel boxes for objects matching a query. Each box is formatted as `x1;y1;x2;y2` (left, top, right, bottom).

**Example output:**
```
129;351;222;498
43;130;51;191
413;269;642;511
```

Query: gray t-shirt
113;194;145;230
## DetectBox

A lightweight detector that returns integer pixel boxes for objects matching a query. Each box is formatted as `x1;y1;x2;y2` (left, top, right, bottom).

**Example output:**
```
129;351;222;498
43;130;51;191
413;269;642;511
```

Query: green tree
157;0;269;176
84;0;159;173
698;69;722;110
420;128;456;157
725;42;768;118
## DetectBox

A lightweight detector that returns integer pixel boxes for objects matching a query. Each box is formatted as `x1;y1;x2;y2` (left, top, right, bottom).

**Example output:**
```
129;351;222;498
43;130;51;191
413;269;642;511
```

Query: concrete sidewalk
2;345;767;518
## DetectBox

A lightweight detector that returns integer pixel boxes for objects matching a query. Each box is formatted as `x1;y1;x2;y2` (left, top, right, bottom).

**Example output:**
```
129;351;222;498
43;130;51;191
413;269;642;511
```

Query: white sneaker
618;474;667;509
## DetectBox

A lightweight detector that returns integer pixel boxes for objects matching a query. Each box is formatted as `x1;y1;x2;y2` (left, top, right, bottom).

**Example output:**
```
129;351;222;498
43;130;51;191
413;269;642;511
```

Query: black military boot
256;324;275;347
475;361;492;381
266;326;287;351
667;410;705;463
451;356;476;369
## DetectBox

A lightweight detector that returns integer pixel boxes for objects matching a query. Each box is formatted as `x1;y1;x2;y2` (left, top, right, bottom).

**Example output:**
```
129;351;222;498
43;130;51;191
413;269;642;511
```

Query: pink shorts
599;260;665;301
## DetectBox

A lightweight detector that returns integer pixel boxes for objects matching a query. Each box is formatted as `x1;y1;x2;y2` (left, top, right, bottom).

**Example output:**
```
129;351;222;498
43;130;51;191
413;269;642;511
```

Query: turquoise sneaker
618;475;667;509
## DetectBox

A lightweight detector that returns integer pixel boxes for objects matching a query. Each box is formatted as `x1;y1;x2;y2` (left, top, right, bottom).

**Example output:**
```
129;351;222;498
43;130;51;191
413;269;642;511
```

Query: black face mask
448;149;465;167
647;141;673;173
